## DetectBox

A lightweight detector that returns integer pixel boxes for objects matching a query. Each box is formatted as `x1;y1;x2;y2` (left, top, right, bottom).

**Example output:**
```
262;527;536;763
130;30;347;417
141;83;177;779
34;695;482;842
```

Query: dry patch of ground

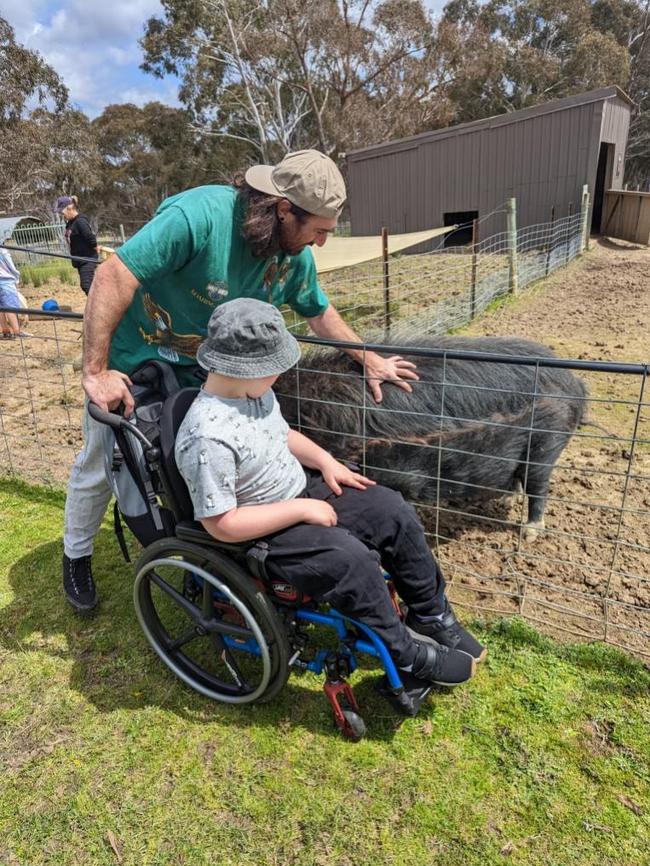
444;238;650;657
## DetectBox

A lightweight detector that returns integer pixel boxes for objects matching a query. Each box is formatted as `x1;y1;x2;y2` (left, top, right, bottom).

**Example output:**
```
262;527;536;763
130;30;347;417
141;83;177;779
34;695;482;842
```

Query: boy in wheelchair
175;298;486;693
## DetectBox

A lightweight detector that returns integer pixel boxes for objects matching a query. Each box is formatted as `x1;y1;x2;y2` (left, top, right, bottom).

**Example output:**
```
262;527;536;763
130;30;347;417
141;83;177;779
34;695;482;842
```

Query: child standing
0;247;26;339
176;298;486;688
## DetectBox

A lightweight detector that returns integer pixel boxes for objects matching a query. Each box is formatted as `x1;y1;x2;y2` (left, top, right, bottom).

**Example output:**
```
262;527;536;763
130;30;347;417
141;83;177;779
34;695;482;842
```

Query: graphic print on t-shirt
205;280;229;302
263;258;290;303
138;293;203;363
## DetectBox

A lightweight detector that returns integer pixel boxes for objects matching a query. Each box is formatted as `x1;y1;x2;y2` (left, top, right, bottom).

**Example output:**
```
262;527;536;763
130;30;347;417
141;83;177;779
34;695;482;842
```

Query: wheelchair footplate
375;672;434;718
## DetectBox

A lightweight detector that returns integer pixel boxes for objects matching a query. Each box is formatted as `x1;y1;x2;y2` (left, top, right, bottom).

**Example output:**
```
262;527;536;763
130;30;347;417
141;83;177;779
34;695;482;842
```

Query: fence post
506;197;518;295
580;184;590;253
119;224;126;244
470;218;479;319
545;206;556;276
381;226;390;338
565;203;573;265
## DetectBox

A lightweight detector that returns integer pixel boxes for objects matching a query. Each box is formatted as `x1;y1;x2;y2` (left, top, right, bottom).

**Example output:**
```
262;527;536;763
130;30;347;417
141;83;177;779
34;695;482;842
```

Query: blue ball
42;299;60;311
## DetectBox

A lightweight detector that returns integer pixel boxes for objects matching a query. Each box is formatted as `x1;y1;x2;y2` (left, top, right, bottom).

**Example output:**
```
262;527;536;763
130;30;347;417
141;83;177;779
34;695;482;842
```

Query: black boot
406;598;487;662
409;639;475;686
63;554;98;613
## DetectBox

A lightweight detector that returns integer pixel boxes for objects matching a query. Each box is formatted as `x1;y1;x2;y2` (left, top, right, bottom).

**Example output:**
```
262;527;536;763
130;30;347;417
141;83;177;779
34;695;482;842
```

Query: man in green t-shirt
63;149;419;613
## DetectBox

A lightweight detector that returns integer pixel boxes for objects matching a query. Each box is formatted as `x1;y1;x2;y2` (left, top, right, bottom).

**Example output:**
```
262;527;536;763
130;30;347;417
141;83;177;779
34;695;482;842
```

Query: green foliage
2;1;649;223
0;17;67;121
1;478;649;865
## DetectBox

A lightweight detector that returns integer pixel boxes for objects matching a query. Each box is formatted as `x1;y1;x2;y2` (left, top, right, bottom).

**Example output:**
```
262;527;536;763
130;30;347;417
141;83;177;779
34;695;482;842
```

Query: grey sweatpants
63;405;113;559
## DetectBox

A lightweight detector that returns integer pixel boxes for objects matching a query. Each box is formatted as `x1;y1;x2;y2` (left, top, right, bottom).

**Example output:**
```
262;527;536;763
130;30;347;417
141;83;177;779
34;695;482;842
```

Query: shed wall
347;95;630;242
601;97;630;190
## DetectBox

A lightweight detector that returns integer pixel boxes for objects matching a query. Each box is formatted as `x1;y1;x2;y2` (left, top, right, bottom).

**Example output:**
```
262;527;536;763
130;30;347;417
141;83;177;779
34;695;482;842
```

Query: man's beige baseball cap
245;149;346;219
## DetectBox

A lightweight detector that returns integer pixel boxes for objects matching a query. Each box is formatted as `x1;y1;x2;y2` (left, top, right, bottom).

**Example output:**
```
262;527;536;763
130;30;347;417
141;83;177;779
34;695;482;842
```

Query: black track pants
77;261;98;295
262;473;446;666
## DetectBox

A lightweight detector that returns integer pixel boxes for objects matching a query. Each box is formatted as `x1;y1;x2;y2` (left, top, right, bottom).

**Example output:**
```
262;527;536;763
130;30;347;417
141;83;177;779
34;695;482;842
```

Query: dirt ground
449;237;650;657
1;237;648;657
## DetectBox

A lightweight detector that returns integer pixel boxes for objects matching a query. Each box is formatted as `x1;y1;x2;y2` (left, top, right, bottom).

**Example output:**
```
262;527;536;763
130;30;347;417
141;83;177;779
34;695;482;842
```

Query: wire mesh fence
276;342;650;660
1;198;648;659
283;208;587;339
0;307;648;659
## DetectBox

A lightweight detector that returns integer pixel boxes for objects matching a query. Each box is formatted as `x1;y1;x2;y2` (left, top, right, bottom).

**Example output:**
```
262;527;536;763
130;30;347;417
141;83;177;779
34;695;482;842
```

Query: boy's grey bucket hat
197;298;301;378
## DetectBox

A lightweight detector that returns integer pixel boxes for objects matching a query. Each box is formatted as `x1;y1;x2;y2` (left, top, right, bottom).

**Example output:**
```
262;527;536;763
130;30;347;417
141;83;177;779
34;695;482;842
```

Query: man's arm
82;255;140;414
305;304;418;404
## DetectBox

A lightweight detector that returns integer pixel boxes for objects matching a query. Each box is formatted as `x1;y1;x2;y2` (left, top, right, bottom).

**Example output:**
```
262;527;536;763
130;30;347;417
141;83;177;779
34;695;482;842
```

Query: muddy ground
1;237;648;657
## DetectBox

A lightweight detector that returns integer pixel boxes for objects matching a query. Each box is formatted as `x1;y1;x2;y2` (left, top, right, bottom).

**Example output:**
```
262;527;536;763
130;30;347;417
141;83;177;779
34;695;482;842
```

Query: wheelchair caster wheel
324;678;366;741
341;709;366;742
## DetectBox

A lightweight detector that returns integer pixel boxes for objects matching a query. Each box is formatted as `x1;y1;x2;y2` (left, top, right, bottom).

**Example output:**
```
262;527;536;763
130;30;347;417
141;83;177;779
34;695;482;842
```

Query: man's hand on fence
82;370;134;416
363;353;419;403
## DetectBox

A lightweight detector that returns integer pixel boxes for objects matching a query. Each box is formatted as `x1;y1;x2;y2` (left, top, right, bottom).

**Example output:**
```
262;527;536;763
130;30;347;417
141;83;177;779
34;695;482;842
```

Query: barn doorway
592;142;614;233
443;211;478;247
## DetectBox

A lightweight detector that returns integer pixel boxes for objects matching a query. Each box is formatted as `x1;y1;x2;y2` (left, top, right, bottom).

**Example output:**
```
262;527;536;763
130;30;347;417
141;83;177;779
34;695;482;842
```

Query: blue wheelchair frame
222;601;403;690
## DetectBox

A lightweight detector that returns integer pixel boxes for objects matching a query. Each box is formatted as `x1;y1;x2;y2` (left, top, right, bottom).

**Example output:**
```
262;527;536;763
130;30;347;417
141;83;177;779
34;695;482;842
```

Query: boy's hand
320;458;376;496
301;500;338;526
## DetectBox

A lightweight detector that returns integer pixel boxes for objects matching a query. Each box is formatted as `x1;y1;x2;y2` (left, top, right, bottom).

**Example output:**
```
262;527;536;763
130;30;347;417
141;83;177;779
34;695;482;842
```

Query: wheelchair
89;379;433;741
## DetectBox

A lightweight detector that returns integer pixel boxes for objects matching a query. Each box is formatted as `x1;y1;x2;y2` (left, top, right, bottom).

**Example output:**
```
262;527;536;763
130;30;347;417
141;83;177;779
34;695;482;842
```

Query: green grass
20;261;76;288
1;479;649;866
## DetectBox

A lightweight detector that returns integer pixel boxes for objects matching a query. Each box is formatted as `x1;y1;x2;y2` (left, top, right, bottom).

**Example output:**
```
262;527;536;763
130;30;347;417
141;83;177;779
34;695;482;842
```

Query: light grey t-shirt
175;388;307;520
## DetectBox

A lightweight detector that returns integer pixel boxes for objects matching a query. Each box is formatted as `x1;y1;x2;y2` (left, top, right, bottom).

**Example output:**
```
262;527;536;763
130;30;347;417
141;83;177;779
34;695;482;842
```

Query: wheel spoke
167;626;201;652
201;580;213;618
209;617;255;641
149;571;202;623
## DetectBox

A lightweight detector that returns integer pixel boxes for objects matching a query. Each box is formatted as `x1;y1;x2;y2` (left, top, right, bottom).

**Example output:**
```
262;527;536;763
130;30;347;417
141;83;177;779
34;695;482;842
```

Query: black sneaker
63;554;98;613
407;639;476;687
406;599;487;662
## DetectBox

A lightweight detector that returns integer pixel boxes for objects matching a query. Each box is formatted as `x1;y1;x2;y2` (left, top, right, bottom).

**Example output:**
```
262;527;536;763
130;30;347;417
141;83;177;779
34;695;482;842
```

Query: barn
346;86;633;243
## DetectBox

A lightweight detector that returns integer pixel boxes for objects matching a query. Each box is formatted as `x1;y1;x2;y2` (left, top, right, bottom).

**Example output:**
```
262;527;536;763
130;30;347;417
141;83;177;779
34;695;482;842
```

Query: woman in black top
57;196;99;295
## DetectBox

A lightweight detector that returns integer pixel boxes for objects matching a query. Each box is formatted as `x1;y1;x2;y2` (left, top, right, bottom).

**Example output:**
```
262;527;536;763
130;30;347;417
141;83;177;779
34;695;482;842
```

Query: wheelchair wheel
134;539;290;704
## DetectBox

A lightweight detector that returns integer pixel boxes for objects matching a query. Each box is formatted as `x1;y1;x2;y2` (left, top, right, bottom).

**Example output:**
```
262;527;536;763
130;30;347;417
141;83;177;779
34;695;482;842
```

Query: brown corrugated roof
346;86;634;160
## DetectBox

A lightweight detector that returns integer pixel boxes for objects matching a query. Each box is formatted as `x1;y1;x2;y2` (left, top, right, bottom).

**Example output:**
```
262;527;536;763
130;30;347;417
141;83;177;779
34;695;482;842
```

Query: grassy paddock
19;261;77;288
1;478;649;866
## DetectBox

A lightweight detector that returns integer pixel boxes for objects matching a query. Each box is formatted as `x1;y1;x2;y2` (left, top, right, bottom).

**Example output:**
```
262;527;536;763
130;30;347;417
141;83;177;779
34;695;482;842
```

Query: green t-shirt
111;185;329;385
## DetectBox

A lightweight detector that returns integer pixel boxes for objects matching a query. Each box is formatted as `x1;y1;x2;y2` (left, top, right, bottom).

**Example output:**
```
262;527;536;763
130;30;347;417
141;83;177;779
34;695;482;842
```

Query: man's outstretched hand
363;353;419;403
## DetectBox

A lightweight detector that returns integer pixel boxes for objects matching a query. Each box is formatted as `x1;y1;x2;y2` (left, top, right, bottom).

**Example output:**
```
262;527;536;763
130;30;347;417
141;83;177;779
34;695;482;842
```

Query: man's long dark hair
232;170;310;259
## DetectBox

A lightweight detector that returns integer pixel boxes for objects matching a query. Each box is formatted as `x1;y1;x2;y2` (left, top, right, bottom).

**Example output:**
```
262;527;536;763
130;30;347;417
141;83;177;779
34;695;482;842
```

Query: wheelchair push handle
87;401;157;455
87;401;125;430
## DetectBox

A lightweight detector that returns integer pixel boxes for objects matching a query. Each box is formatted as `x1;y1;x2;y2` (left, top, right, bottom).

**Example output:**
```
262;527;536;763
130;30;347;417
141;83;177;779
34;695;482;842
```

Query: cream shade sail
100;225;456;274
311;225;455;274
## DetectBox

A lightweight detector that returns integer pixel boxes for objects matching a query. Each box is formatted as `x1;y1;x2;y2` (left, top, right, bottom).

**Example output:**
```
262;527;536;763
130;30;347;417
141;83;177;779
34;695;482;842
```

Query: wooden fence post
470;218;479;319
506;197;518;295
381;226;390;338
580;184;590;254
565;203;573;265
545;206;556;276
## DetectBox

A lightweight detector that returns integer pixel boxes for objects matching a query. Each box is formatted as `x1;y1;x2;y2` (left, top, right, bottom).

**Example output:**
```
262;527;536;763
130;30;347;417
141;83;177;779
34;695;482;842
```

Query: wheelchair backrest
158;387;201;522
103;361;202;554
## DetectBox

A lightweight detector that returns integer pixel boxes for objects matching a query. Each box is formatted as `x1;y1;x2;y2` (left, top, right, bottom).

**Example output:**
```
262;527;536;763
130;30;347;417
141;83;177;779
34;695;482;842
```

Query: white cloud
3;0;177;116
120;81;181;107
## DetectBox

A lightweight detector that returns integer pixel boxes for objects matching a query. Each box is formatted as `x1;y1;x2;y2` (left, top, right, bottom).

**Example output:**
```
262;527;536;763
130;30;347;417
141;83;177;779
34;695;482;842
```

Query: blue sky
4;0;447;117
